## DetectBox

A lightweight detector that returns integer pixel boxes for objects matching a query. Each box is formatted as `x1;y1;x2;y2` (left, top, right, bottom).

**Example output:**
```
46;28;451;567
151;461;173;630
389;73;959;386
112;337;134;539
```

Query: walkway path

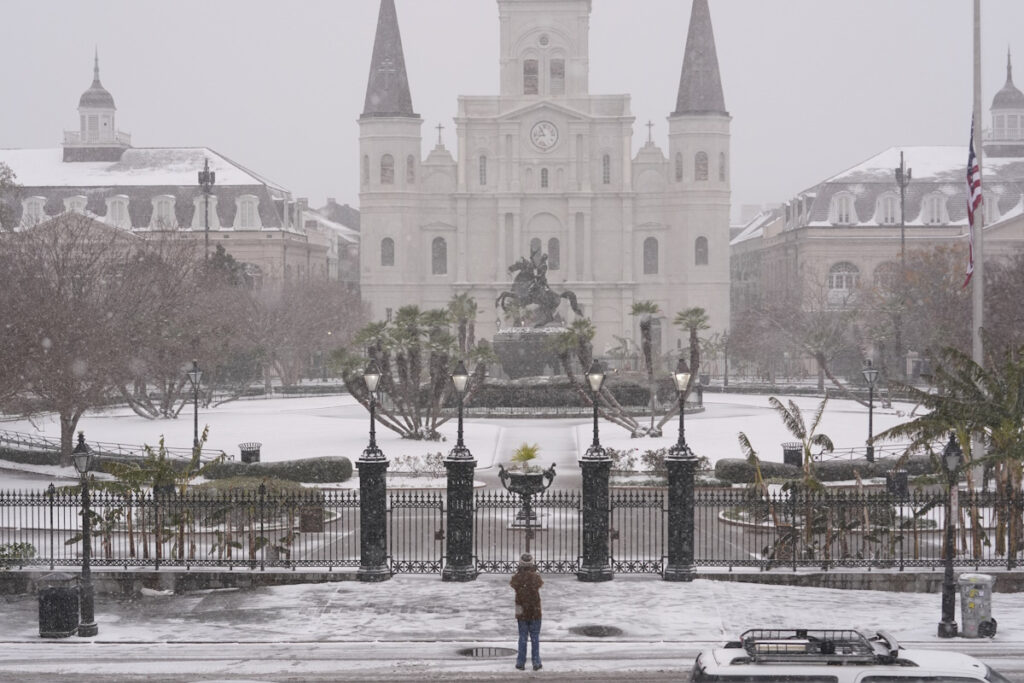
479;418;587;489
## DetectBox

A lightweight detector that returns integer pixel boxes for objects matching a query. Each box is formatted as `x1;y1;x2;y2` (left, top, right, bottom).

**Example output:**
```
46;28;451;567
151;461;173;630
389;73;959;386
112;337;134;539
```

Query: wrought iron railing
0;429;210;462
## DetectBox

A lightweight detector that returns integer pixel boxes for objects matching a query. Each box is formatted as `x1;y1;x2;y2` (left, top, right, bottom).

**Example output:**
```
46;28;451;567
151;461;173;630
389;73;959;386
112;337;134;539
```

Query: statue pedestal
493;327;563;379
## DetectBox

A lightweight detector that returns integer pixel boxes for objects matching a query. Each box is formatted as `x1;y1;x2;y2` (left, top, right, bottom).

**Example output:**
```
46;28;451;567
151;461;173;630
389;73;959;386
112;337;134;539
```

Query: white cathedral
358;0;731;357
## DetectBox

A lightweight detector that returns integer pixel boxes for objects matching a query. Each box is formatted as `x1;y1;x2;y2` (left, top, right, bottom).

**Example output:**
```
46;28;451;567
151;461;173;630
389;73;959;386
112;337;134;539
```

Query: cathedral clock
530;121;559;150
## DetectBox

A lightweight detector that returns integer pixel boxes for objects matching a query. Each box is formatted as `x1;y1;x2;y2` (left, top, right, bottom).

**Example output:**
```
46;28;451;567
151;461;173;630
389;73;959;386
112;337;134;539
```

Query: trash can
885;469;909;497
958;573;997;638
38;573;80;638
782;442;802;468
239;442;262;464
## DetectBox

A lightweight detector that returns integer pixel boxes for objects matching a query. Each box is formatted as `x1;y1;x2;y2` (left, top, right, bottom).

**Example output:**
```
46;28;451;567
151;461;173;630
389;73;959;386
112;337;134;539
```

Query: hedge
714;455;937;484
204;456;353;484
0;447;60;466
465;376;674;408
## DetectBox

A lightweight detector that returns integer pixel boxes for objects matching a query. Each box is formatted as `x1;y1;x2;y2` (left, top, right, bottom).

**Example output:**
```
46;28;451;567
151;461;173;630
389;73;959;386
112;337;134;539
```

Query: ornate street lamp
669;357;692;458
186;360;202;452
449;360;471;459
584;359;606;459
198;158;216;260
938;433;962;638
861;359;879;462
71;432;98;637
362;360;384;460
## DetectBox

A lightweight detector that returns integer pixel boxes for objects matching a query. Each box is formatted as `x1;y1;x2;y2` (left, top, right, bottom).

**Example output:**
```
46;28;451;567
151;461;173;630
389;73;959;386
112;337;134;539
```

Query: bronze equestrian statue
496;249;583;327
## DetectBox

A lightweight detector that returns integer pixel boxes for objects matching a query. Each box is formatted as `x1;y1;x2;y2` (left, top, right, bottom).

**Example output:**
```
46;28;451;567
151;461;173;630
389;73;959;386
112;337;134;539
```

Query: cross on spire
646;120;654;143
436;122;445;145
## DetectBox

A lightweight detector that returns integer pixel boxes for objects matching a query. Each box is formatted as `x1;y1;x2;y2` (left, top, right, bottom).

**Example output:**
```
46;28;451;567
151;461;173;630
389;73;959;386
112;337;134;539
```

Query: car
689;627;1011;682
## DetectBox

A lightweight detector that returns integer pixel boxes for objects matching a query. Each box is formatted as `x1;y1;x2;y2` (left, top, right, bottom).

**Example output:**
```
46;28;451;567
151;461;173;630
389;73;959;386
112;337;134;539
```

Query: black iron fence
1;485;1022;576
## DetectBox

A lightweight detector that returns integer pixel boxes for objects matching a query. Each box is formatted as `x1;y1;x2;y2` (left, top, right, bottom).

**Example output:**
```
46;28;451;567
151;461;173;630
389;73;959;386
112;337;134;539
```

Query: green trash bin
38;573;80;638
959;573;997;638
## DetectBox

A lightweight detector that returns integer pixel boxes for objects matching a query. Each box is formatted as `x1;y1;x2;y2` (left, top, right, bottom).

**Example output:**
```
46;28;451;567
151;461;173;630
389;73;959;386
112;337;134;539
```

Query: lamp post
861;359;879;462
186;360;202;452
938;433;962;638
584;360;606;459
357;360;389;581
71;432;98;637
894;153;911;378
578;359;612;581
362;360;383;461
198;158;216;261
669;358;692;458
443;359;477;581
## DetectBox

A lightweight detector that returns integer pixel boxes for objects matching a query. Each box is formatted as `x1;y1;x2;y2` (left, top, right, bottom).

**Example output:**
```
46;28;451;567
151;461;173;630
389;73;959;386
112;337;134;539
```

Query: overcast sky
1;1;1022;219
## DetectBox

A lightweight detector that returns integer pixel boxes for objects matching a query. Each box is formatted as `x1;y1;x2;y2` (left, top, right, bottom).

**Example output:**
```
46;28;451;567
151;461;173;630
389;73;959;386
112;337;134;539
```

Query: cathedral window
21;196;46;228
675;153;683;182
523;59;539;95
107;195;131;230
695;236;709;266
695;152;709;181
602;155;611;185
406;155;416;184
431;237;448;275
63;195;88;214
548;238;560;270
922;193;947;225
877;194;898;225
550;59;565;96
362;155;370;186
719;152;727;182
381;154;395;185
830;193;856;225
541;168;549;189
643;237;659;275
479;155;488;186
530;237;542;255
150;195;177;229
234;195;261;230
381;237;395;267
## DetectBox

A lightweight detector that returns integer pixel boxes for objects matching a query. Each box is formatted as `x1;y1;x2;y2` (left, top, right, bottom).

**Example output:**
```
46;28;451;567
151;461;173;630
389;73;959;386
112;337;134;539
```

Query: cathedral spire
362;0;418;119
93;47;101;85
1007;47;1014;88
673;0;727;116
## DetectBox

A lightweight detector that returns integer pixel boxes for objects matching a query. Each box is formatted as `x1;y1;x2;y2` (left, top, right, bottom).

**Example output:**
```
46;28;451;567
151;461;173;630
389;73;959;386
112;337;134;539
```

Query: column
577;456;613;582
442;456;478;581
664;454;698;581
357;457;390;582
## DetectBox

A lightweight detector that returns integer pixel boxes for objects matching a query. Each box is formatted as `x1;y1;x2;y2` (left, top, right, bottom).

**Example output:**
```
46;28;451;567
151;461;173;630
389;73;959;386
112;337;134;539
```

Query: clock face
530;121;559;150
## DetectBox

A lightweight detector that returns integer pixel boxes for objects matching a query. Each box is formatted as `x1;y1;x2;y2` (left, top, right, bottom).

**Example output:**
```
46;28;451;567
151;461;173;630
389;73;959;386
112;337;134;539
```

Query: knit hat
518;553;535;569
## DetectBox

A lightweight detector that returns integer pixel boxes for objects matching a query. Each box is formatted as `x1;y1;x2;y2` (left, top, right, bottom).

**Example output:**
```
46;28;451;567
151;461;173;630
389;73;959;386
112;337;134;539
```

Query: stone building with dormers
731;54;1024;332
358;0;731;356
0;55;357;288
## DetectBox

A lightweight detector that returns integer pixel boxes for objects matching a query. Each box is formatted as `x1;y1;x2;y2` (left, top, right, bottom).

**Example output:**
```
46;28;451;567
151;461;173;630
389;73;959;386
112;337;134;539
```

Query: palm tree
447;292;478;355
674;307;710;381
769;396;835;485
631;301;661;433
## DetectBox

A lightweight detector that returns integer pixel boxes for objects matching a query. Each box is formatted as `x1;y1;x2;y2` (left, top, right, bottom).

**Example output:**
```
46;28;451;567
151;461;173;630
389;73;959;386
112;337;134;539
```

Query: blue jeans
516;619;541;668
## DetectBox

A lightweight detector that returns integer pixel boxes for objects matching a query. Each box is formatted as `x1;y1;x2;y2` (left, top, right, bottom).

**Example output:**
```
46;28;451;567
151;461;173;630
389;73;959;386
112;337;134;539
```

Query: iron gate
609;487;666;573
474;490;581;573
387;490;444;573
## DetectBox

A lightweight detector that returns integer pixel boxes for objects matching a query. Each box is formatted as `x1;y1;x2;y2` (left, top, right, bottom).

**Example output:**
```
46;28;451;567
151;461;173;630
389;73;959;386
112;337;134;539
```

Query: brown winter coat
510;567;543;620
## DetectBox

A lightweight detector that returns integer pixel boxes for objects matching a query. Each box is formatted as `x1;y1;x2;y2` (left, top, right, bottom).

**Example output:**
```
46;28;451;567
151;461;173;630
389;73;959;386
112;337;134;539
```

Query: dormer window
235;195;261;229
876;193;898;225
106;195;131;229
190;194;220;231
922;193;947;225
150;195;176;229
523;59;539;95
830;193;857;225
63;195;88;214
21;196;46;228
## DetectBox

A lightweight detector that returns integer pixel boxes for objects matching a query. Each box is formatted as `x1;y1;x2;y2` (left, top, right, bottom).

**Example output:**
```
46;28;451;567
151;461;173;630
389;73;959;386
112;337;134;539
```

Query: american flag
964;117;983;288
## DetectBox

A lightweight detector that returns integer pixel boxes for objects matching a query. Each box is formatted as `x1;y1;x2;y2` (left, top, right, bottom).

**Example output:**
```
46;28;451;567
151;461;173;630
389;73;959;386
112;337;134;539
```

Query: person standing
510;553;544;671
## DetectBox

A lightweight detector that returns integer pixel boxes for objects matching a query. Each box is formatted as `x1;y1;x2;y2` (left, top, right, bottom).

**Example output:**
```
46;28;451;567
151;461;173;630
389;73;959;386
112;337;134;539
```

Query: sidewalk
2;574;1024;680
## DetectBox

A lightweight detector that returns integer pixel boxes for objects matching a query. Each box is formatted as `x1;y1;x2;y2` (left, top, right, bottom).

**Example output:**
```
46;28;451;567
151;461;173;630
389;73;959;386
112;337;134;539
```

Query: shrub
204;456;352;483
195;477;310;496
390;452;445;476
0;447;59;466
715;454;937;484
0;542;36;570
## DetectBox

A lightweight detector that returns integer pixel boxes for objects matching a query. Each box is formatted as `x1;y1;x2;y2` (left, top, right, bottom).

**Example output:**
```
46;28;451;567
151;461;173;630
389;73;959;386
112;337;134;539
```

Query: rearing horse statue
495;251;583;327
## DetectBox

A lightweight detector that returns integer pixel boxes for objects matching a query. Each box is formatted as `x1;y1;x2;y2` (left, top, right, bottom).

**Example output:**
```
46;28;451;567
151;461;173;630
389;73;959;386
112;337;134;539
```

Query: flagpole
972;0;984;366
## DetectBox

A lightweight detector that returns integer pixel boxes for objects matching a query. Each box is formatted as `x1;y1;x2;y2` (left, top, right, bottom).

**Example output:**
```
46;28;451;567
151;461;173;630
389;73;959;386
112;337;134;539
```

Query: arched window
828;262;860;302
695;152;709;181
431;237;448;275
602;154;611;185
831;193;856;225
381;154;394;185
548;238;560;270
923;194;947;225
234;195;261;230
541;168;549;189
381;237;395;267
550;59;565;96
523;59;539;95
362;155;369;186
695;236;709;266
877;193;898;225
107;195;131;230
479;155;488;186
719;152;727;182
643;237;659;275
406;155;416;184
675;153;683;181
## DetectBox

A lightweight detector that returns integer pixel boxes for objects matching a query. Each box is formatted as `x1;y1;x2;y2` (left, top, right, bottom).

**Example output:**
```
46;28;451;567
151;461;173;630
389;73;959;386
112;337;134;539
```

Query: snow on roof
306;211;359;243
822;146;1024;185
730;210;777;246
0;147;287;191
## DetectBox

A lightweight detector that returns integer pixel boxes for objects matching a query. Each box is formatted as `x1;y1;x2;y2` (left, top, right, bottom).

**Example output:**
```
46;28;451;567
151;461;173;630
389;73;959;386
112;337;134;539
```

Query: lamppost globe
363;360;382;394
584;360;606;458
362;360;384;460
71;432;93;476
451;359;469;395
673;357;691;393
669;358;693;458
586;359;606;394
449;360;471;459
